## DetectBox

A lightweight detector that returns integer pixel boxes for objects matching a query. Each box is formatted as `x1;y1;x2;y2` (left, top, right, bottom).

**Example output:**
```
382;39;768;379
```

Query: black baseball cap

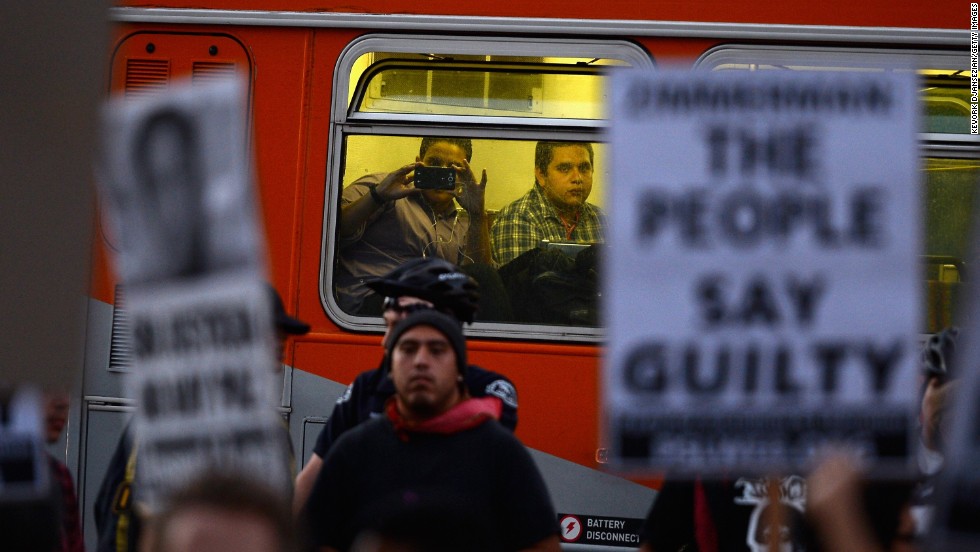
268;284;310;335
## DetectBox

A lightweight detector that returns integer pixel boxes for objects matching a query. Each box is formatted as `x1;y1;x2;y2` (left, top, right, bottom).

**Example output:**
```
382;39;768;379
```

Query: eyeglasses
383;297;434;315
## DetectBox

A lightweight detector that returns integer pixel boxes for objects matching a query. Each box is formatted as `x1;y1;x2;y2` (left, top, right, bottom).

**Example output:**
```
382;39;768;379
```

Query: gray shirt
334;173;472;313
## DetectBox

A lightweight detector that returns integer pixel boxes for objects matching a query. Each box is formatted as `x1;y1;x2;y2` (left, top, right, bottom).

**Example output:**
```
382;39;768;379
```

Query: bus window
698;46;978;332
924;158;980;332
323;37;647;341
333;134;609;327
922;71;974;134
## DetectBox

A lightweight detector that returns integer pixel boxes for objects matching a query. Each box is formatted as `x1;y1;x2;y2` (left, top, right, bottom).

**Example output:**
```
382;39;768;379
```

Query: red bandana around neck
386;396;502;441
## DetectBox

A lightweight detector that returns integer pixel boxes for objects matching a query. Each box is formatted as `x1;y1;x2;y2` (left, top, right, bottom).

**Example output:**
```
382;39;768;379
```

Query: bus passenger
302;310;558;552
491;141;605;266
335;137;491;316
293;258;518;514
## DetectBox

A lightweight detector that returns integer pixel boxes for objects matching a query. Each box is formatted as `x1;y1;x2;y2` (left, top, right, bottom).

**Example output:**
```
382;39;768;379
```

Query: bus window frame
320;34;652;342
696;44;974;143
695;44;969;71
330;34;654;120
348;58;610;121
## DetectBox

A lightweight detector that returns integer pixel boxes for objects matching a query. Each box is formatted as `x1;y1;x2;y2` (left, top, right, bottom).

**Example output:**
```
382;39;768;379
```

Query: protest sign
98;78;289;510
604;70;921;475
124;277;290;509
99;77;263;286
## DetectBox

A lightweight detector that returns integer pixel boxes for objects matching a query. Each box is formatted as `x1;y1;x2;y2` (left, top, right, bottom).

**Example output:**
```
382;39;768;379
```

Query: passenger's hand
375;163;422;202
453;159;487;214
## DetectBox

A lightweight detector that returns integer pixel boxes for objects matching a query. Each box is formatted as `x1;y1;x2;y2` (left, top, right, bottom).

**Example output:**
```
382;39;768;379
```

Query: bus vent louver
124;59;170;99
192;61;237;85
107;285;132;372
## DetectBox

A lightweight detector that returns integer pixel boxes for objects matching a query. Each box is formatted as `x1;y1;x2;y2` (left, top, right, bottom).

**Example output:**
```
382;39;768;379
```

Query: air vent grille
192;61;238;85
107;285;132;372
124;59;170;99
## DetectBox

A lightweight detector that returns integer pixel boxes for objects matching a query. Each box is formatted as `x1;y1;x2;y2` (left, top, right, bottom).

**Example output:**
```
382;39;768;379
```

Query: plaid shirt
491;184;605;265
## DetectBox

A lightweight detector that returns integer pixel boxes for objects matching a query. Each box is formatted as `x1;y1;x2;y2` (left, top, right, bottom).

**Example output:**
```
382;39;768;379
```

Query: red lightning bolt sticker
559;515;582;542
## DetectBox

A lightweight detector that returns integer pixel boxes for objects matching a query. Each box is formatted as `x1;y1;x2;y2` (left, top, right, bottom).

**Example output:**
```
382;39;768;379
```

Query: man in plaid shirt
491;141;605;265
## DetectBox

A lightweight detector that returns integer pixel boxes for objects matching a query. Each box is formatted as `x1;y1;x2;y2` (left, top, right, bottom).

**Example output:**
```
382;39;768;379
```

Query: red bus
76;2;975;549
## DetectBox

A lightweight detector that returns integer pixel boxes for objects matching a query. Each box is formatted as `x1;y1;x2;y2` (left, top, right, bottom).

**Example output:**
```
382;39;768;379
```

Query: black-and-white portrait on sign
99;77;262;287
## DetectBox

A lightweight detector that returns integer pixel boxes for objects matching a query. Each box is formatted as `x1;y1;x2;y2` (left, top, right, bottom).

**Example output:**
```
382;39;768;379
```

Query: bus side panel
291;28;363;338
469;346;602;468
638;37;721;67
94;23;317;301
243;25;318;297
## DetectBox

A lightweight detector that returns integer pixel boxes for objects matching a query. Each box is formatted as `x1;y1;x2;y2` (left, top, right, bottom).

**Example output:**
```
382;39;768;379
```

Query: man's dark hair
534;141;594;175
419;137;473;162
148;472;297;552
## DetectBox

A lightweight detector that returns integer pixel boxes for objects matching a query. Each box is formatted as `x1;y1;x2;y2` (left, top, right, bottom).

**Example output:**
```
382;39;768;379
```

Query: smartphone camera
414;166;456;190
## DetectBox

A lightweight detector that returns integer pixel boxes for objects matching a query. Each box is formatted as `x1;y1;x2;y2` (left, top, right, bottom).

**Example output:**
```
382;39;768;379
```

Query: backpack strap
113;439;139;552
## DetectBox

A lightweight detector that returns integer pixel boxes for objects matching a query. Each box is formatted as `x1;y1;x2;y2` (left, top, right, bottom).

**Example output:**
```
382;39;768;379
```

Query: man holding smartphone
335;137;491;315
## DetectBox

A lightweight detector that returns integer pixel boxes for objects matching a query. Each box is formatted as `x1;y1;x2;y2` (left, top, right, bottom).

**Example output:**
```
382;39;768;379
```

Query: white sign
98;79;290;510
126;277;290;510
604;70;921;475
99;77;263;286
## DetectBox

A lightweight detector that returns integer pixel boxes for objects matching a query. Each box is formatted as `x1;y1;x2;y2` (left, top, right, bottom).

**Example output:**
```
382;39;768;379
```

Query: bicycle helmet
922;326;958;382
365;258;480;324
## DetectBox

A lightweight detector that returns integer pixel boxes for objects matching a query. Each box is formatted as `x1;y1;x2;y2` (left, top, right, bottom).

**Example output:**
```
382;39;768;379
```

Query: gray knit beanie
386;310;467;375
